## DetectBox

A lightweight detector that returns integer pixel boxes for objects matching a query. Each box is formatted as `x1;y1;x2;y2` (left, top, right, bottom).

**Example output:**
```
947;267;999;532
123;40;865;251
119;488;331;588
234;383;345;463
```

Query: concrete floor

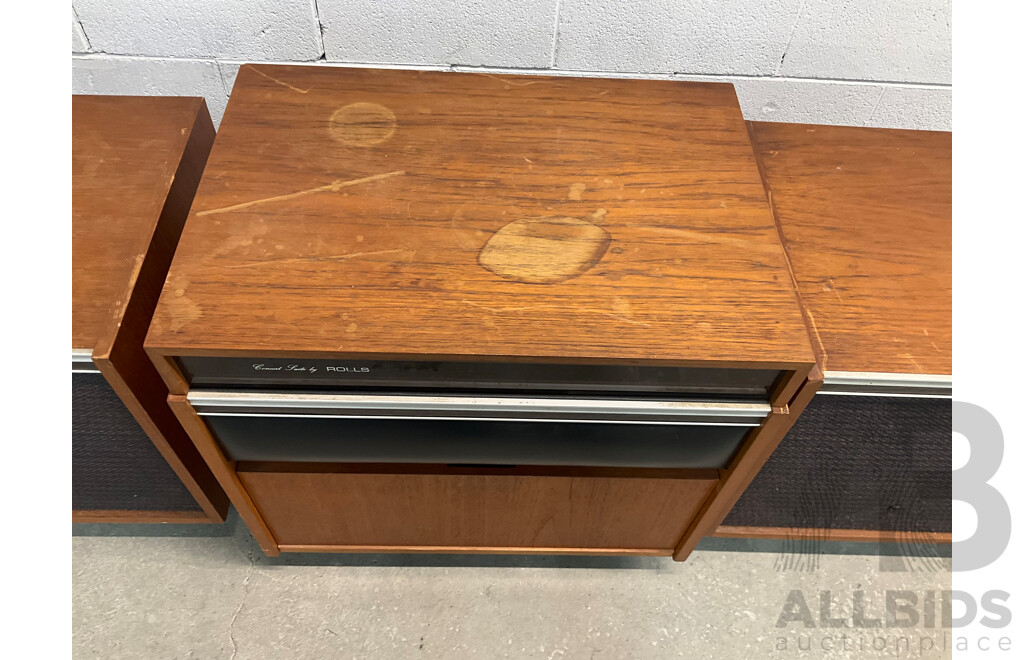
73;517;952;659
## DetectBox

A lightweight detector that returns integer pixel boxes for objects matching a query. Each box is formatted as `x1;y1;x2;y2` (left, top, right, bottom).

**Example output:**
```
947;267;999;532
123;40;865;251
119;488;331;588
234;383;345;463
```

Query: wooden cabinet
151;66;821;559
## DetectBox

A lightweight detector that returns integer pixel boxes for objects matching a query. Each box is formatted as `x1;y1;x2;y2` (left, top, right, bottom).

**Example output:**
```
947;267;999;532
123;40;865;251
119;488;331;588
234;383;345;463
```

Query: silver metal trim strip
71;349;99;373
195;412;762;426
821;371;952;398
817;390;952;399
187;391;771;423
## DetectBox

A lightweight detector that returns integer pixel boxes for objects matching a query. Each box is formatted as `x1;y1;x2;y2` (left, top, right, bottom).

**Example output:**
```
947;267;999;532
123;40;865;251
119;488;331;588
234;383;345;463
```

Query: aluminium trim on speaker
72;348;101;374
188;391;771;426
820;371;952;398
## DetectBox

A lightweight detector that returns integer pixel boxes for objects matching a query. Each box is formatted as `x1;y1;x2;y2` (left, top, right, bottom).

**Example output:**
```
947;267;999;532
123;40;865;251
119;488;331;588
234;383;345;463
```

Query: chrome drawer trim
188;391;771;426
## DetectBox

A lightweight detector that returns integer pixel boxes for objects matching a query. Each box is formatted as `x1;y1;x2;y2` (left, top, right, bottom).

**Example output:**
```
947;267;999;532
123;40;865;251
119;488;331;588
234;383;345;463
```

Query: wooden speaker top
749;122;951;376
148;65;814;369
72;95;210;351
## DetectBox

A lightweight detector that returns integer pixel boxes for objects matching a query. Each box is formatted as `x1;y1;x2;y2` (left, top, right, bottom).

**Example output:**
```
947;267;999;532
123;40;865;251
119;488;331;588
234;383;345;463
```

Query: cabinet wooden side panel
92;101;228;522
239;471;717;551
673;367;823;560
167;396;281;555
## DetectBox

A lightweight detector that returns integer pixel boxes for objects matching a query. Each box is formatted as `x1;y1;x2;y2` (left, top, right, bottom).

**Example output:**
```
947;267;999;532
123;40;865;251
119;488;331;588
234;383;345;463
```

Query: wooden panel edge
713;525;953;545
72;509;215;524
747;120;828;372
672;366;824;561
276;544;673;556
148;350;189;395
86;99;227;521
235;462;720;480
769;364;812;407
167;395;281;555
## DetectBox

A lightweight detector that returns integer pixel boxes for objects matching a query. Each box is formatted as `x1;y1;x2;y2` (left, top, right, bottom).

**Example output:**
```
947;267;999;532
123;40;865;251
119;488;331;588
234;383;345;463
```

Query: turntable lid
147;66;814;370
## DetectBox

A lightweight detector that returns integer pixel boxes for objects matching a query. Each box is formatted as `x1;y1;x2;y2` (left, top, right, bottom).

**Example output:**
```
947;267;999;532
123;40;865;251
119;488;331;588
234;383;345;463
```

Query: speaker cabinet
72;96;227;523
720;123;952;542
72;372;204;514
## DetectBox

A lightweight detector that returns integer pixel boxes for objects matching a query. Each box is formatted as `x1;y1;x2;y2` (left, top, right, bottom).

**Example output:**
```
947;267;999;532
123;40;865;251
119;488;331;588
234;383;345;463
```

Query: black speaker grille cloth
724;395;951;533
72;373;200;512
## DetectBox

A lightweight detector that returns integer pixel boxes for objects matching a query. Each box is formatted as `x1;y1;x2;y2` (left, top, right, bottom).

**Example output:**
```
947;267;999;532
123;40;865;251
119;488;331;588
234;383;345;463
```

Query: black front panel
205;415;749;469
72;372;201;512
724;395;951;533
178;356;778;397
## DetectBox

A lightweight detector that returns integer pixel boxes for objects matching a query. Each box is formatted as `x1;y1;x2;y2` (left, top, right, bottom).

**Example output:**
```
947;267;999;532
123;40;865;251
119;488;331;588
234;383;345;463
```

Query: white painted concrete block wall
71;0;951;130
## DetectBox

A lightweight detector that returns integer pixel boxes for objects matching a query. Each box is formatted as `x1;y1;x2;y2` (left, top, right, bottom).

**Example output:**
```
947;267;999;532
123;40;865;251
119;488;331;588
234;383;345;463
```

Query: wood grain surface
238;468;717;551
748;122;951;376
73;95;228;521
147;65;814;369
73;96;205;349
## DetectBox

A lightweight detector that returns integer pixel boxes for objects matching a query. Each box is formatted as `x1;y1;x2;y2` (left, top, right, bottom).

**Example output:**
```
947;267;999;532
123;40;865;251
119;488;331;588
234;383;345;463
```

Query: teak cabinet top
148;65;814;369
748;122;951;376
73;95;209;351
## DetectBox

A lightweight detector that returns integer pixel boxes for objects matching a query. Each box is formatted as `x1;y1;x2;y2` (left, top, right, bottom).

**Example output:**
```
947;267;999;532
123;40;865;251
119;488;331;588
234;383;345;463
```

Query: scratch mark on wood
605;298;648;327
457;299;532;313
196;171;405;217
219;249;413;269
457;297;649;327
632;226;778;253
605;313;651;327
898;353;923;370
828;278;844;303
450;211;479;250
251;67;311;94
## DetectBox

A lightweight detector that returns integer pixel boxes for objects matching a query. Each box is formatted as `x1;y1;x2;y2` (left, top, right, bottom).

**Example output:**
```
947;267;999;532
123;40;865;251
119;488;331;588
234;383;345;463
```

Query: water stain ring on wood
329;103;396;146
478;215;612;284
